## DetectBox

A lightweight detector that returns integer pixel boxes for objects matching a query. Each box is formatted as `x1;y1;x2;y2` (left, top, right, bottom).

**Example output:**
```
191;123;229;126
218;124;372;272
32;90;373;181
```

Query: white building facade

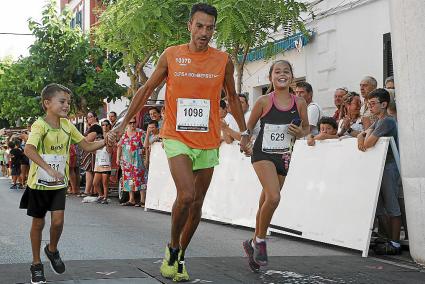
242;0;392;115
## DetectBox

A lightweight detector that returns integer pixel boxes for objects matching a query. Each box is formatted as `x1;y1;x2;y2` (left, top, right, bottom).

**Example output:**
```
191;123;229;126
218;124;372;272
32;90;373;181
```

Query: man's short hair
368;88;390;104
109;111;117;116
296;82;313;94
362;76;378;88
317;116;338;130
190;3;217;22
220;100;227;109
147;119;159;128
238;93;248;104
385;76;394;85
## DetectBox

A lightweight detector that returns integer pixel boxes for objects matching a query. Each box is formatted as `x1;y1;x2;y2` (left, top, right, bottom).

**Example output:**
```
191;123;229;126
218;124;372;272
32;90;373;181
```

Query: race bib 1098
176;98;210;132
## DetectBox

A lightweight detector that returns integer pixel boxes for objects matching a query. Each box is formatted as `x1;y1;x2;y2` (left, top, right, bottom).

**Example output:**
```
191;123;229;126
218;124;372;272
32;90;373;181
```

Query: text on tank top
160;44;228;149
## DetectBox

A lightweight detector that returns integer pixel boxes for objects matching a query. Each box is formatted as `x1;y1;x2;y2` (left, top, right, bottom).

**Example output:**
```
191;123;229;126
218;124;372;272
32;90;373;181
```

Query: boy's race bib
36;154;66;188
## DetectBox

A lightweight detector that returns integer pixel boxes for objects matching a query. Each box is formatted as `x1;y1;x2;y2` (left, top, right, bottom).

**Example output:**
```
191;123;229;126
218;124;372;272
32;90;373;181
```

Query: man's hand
288;121;304;138
107;125;125;147
307;134;315;146
47;168;64;182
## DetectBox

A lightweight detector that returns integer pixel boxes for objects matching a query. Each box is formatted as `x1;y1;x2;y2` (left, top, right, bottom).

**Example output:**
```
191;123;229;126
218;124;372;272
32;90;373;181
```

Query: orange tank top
160;44;228;149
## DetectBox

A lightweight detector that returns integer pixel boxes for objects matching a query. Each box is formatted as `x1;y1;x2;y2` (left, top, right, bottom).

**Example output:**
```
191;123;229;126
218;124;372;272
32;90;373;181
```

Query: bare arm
224;57;246;132
78;139;105;153
109;52;168;144
116;142;122;164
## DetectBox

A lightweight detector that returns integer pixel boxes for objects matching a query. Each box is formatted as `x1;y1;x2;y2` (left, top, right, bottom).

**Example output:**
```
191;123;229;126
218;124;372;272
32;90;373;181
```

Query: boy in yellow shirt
19;83;106;284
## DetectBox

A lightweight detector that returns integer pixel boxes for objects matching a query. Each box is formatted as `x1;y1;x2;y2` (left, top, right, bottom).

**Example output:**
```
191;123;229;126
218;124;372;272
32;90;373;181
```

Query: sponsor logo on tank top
176;57;192;66
174;71;219;79
50;144;64;151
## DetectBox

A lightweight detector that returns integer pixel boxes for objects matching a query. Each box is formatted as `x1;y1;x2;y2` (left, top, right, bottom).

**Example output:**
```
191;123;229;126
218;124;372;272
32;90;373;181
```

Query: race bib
36;154;66;188
262;124;293;154
95;148;111;167
176;98;210;132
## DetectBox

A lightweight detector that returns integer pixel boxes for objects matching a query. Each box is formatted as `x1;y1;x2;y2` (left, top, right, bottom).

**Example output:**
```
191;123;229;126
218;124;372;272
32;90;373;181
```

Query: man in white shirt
295;82;322;135
222;94;260;142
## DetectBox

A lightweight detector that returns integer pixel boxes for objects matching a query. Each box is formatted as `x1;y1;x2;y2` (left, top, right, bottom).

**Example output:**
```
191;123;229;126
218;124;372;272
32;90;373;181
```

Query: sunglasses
101;124;109;127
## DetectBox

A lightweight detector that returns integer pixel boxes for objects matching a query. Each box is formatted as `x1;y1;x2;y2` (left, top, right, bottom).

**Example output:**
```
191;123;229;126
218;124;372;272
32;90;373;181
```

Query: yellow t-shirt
27;117;84;190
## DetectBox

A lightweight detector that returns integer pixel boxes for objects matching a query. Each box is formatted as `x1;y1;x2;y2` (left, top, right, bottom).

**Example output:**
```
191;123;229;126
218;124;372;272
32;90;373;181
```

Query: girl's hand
288;122;304;138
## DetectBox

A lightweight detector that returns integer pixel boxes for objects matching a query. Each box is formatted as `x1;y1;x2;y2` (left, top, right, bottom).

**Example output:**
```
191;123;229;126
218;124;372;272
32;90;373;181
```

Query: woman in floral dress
117;117;147;206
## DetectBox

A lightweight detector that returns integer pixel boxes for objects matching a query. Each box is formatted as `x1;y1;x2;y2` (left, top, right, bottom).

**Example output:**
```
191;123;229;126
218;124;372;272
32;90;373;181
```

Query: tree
94;0;196;97
0;0;126;125
214;0;308;93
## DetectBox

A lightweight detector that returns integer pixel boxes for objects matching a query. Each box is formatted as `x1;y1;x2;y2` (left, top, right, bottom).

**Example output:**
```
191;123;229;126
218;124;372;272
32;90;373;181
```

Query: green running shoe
160;245;178;279
173;250;190;282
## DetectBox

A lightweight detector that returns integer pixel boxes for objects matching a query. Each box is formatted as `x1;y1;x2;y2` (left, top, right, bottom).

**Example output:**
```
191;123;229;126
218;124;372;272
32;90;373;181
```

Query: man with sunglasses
107;3;248;281
357;88;401;255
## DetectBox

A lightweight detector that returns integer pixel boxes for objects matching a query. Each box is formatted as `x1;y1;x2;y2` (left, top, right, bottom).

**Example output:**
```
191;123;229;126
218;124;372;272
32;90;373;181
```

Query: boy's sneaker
253;239;268;266
242;239;260;272
30;263;46;284
173;250;190;282
160;245;178;279
373;241;402;255
44;244;65;274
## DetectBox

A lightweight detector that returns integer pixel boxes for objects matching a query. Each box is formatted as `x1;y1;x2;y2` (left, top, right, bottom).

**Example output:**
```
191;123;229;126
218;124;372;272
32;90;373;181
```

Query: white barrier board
145;142;262;228
146;138;390;257
270;138;389;257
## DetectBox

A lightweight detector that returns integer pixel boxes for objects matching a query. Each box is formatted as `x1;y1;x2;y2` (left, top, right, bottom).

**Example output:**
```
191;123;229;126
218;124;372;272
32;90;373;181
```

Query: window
383;33;393;84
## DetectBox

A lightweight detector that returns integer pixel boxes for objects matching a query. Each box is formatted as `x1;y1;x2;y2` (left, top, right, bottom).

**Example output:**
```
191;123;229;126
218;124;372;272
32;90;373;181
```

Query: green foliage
94;0;196;93
0;0;125;125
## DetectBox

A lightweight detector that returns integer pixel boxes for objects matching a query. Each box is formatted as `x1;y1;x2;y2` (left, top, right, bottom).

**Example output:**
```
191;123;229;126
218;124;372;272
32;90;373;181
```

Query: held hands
288;121;304;139
107;125;124;147
239;134;251;156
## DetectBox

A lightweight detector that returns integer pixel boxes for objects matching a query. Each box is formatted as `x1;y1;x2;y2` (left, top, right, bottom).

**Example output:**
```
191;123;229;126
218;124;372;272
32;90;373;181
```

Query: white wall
242;0;391;115
390;0;425;265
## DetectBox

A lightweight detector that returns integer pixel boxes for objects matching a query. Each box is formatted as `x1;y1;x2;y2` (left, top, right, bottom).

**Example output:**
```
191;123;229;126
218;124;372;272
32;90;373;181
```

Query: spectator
117;117;147;207
222;93;260;142
386;89;397;120
9;141;23;189
68;144;79;195
19;134;30;187
5;145;11;177
295;82;322;135
333;88;348;122
149;107;163;129
80;111;103;197
108;111;118;128
337;92;363;137
357;88;401;255
359;76;377;129
93;120;113;204
307;117;339;146
385;76;395;89
0;145;6;177
219;100;232;143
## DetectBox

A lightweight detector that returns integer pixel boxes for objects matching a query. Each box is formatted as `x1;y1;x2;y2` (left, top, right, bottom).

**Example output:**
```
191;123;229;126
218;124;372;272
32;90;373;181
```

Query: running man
243;60;309;271
20;83;107;284
107;3;249;281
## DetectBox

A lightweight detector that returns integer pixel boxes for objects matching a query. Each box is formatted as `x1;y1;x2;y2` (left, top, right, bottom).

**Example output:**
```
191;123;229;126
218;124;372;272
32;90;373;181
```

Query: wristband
241;129;251;137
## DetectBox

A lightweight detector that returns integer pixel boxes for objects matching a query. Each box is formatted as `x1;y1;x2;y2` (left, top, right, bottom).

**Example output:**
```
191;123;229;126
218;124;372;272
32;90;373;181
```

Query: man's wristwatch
241;129;251;137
